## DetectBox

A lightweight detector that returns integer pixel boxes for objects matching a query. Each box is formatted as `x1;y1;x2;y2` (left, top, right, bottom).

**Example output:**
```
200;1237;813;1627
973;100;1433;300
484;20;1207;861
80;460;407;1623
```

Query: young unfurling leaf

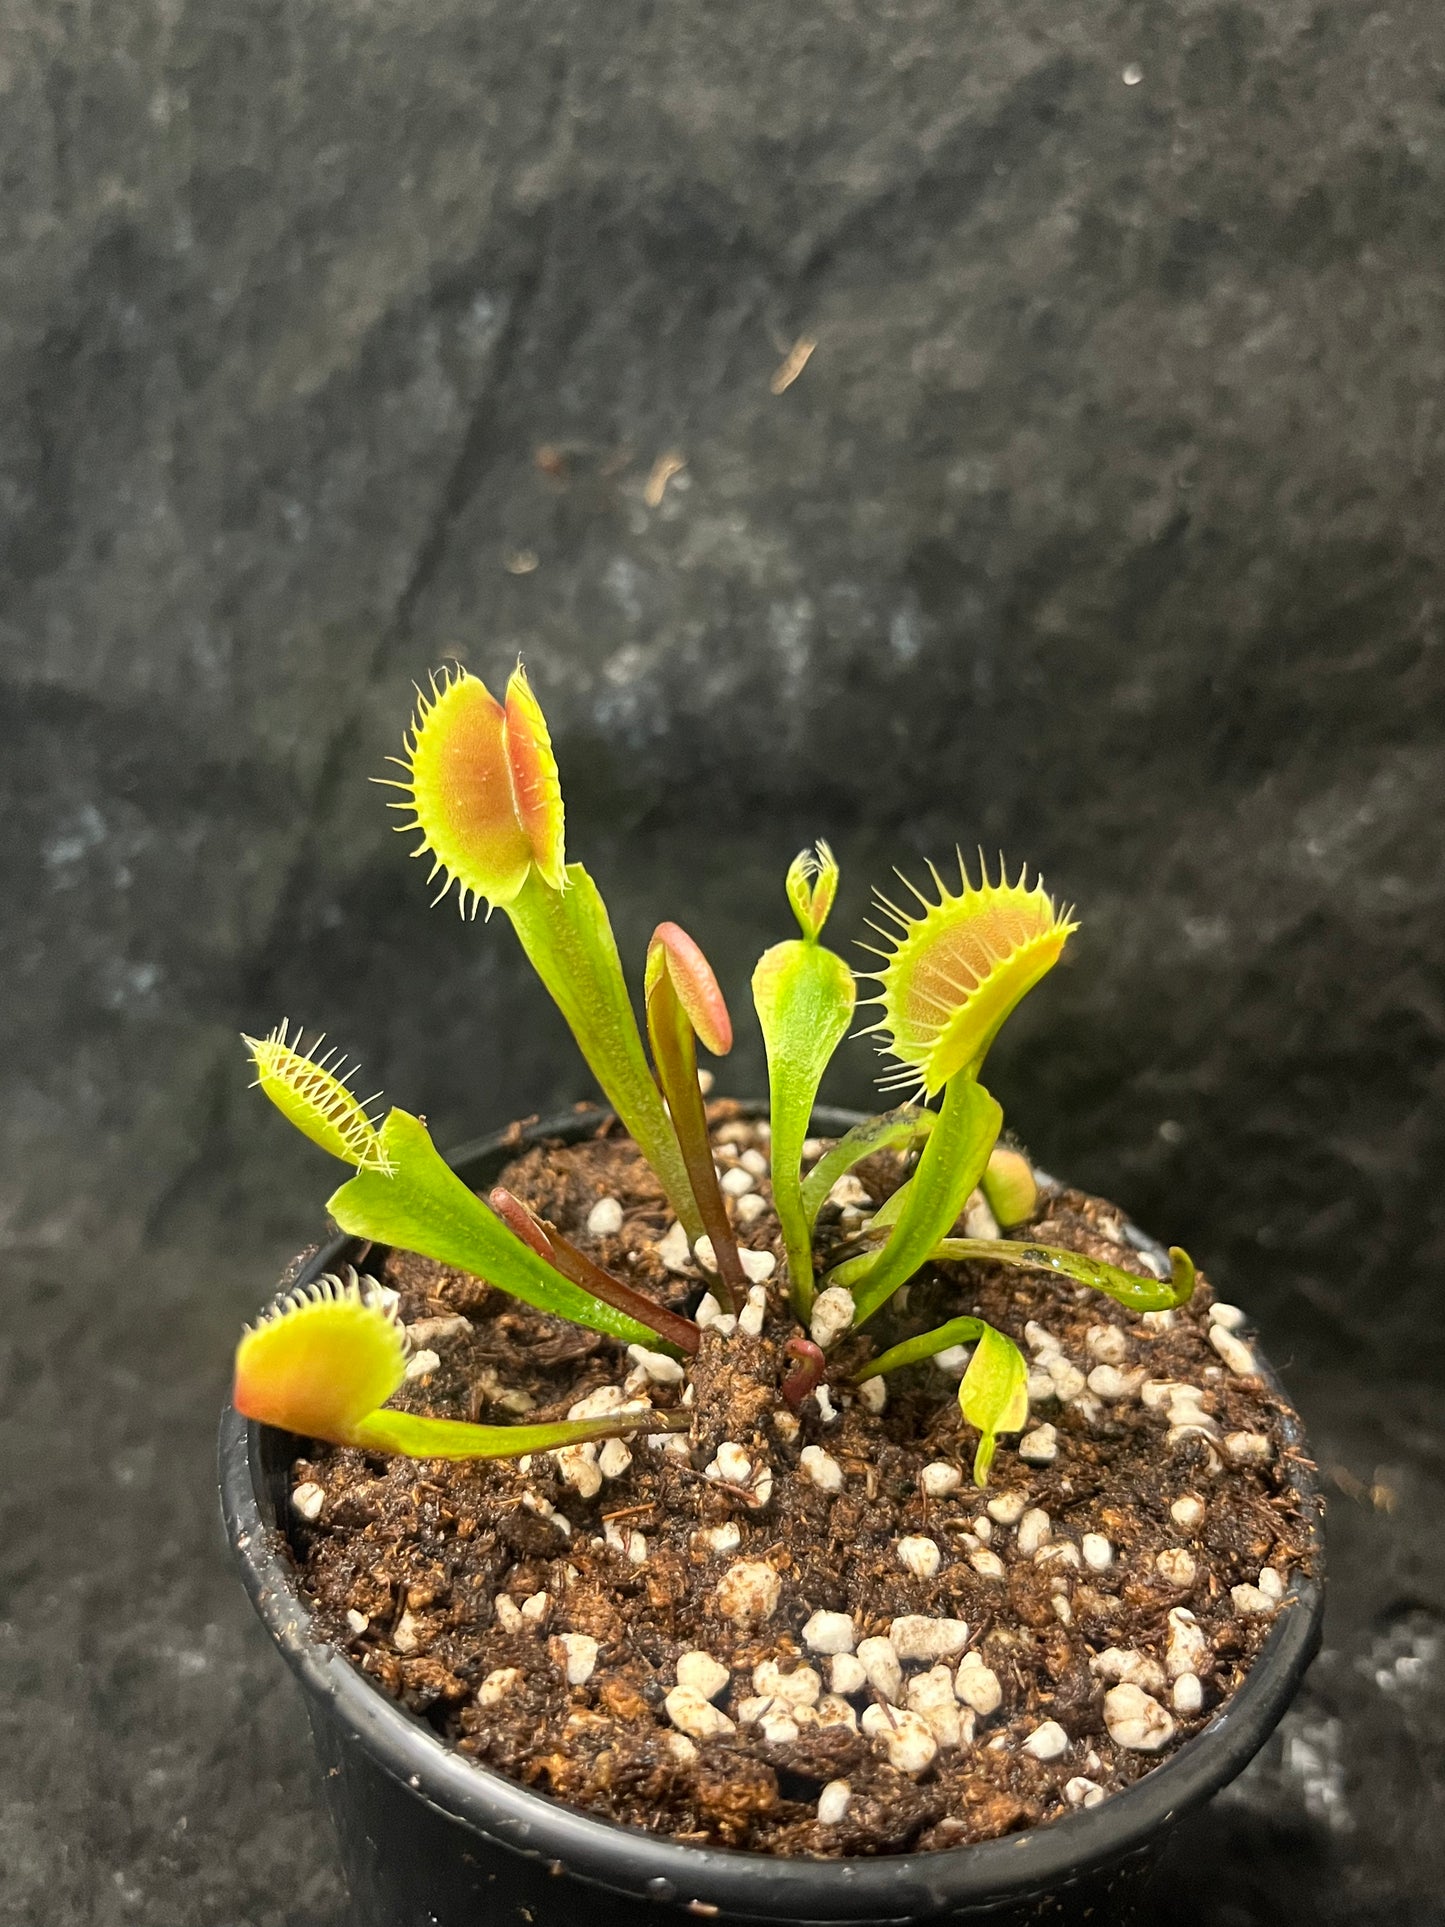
931;1236;1197;1313
753;845;856;1317
980;1145;1039;1228
785;839;841;937
383;665;701;1239
959;1323;1030;1485
646;922;745;1310
853;1314;1027;1485
233;1271;687;1460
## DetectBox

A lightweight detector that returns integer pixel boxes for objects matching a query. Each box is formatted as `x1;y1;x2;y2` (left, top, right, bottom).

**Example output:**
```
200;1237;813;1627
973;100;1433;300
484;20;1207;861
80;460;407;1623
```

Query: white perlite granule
716;1561;781;1625
655;1222;692;1273
753;1659;822;1708
906;1665;967;1749
1065;1776;1105;1809
809;1286;856;1349
889;1615;970;1664
1103;1683;1175;1751
675;1651;730;1701
1016;1508;1051;1556
830;1653;868;1697
896;1535;942;1579
919;1461;962;1498
691;1522;741;1556
800;1445;845;1493
1210;1325;1257;1375
478;1667;522;1706
1021;1720;1070;1761
291;1481;324;1522
626;1344;685;1384
553;1634;598;1685
1081;1533;1114;1571
856;1635;903;1703
955;1652;1003;1716
1155;1547;1198;1588
1172;1672;1204;1714
802;1610;856;1655
1166;1607;1210;1679
738;1284;768;1337
856;1375;887;1413
586;1196;624;1237
665;1687;736;1742
986;1489;1029;1525
1090;1648;1167;1694
817;1779;852;1825
861;1704;938;1775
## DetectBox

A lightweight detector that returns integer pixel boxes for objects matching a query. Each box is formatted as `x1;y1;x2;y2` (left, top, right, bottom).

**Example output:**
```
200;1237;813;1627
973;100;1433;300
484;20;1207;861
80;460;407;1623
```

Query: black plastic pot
220;1105;1324;1927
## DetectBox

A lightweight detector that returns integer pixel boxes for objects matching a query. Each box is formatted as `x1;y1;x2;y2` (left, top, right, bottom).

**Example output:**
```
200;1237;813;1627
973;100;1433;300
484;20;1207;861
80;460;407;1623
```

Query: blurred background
4;2;1444;1922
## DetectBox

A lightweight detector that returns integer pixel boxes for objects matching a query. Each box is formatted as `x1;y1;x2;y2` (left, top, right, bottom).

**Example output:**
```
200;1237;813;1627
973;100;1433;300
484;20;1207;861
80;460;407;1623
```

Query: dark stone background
4;1;1444;1920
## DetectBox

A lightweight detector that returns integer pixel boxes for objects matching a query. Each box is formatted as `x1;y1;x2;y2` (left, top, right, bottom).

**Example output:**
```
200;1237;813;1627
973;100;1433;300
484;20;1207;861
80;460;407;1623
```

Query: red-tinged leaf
384;667;534;913
503;665;567;892
488;1186;556;1261
781;1336;827;1411
647;922;733;1057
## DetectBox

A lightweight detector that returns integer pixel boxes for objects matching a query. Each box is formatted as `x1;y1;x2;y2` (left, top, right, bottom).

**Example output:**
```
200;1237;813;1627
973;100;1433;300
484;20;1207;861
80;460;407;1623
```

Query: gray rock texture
3;0;1444;1920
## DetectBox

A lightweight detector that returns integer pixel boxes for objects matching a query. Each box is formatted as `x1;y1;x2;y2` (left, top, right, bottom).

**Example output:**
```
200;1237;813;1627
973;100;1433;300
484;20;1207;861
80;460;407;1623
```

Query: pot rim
219;1102;1324;1922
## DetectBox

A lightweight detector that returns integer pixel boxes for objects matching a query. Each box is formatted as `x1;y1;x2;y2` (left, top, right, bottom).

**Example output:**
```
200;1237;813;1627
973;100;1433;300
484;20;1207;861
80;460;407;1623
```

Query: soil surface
283;1102;1314;1858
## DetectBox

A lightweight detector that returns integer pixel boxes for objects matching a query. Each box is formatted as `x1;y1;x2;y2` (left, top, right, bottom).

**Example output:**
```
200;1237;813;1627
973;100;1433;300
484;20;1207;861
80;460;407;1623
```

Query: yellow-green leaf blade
752;936;856;1314
328;1109;662;1348
352;1407;688;1462
959;1322;1030;1485
846;1078;1002;1322
930;1237;1196;1312
507;865;701;1239
797;1105;934;1230
853;1314;988;1382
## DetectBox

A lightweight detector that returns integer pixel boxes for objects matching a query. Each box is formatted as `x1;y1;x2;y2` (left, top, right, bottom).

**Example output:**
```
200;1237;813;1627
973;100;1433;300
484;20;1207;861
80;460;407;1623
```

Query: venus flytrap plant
645;921;746;1312
231;658;1308;1870
752;845;856;1317
239;658;1205;1490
